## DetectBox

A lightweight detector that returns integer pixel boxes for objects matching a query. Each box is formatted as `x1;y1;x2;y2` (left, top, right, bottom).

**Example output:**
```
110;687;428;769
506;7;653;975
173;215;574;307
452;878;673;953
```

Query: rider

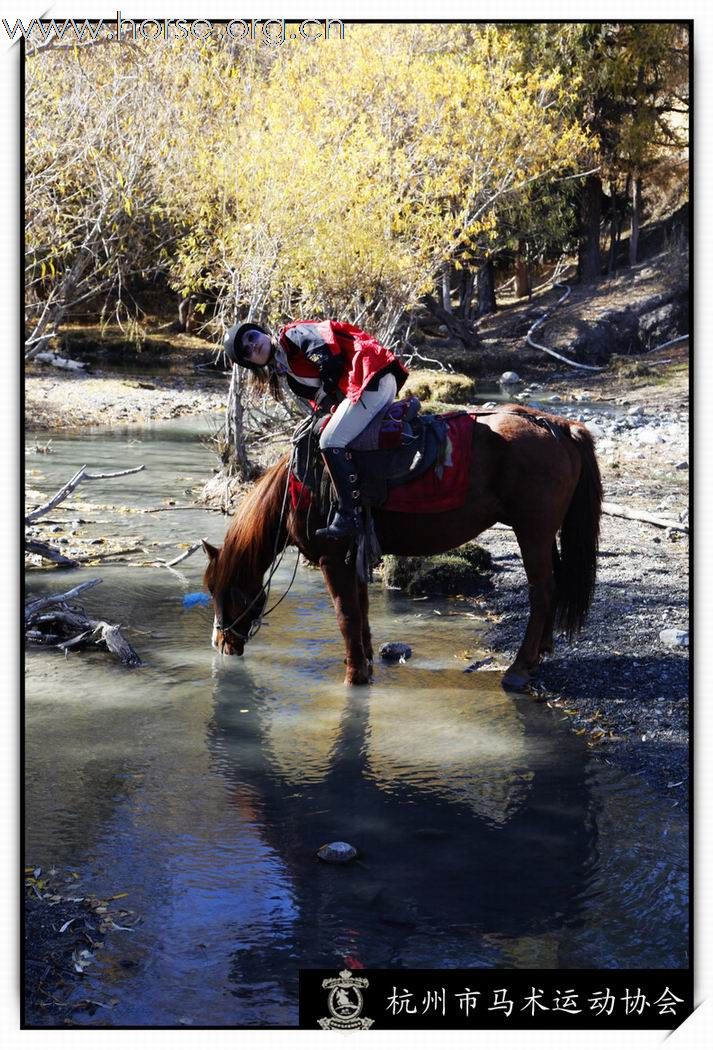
224;319;409;540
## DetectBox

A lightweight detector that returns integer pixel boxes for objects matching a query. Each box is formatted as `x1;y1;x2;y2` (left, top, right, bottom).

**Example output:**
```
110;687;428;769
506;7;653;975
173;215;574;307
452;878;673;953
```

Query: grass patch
402;369;477;406
381;541;494;597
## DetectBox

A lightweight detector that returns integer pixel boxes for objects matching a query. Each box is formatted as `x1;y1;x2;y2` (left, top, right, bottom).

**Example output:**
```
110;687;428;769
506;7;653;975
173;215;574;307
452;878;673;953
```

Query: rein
214;413;316;644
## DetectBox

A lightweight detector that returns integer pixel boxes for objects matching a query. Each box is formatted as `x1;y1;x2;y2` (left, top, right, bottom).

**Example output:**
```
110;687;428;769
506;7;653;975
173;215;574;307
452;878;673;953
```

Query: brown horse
202;405;602;690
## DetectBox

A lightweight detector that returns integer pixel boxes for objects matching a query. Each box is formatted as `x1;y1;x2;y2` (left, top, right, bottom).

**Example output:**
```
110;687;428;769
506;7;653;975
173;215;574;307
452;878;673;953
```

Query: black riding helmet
224;322;270;369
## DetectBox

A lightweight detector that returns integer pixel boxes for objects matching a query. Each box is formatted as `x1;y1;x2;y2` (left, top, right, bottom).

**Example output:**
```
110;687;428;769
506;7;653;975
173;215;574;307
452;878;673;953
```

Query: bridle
212;419;314;647
213;583;268;644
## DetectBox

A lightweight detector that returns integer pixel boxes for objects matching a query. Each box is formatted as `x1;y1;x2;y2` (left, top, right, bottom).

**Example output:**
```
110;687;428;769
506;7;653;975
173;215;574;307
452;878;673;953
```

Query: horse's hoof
345;668;371;686
502;668;530;691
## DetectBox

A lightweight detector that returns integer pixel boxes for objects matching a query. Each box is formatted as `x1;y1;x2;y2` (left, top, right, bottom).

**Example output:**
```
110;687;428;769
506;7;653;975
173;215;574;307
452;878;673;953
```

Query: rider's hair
247;364;284;403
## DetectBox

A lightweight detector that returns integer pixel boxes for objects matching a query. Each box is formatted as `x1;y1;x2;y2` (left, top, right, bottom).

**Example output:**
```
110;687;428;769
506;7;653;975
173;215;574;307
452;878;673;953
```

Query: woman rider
224;319;409;540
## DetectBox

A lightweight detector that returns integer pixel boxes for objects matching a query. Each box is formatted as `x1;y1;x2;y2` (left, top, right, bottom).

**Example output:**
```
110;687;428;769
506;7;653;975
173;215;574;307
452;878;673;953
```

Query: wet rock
548;394;562;403
500;371;521;385
379;642;412;662
317;841;358;864
659;628;688;649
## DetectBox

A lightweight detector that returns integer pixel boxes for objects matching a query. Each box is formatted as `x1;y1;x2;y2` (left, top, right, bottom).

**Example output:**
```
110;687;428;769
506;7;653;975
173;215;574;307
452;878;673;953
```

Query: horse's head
202;539;266;656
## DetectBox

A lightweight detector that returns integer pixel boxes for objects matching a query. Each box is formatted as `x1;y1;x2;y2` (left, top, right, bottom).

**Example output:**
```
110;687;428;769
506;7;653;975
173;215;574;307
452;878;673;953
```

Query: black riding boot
315;447;362;540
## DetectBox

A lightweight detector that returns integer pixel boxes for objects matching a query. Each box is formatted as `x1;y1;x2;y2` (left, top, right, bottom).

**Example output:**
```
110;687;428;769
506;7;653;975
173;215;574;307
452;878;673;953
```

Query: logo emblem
318;969;374;1030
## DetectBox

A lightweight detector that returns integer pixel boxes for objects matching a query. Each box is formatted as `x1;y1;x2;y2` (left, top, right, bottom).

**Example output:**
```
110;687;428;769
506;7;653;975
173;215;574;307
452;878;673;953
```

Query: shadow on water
207;667;599;1008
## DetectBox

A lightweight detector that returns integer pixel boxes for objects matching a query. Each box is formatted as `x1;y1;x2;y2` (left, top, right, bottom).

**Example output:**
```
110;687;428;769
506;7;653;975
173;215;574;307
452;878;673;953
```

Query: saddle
292;396;451;510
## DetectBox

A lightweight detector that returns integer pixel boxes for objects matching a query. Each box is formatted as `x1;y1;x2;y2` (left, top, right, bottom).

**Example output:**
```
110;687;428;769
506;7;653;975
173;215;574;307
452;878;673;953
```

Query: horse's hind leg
539;541;560;656
320;555;371;686
502;530;557;691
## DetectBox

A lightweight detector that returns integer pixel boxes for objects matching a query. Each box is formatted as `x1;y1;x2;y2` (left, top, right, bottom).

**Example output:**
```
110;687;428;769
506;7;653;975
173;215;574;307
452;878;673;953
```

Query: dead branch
602;502;688;533
526;283;605;373
89;623;142;667
25;578;102;622
25;578;143;667
26;464;145;525
158;541;204;568
24;539;79;568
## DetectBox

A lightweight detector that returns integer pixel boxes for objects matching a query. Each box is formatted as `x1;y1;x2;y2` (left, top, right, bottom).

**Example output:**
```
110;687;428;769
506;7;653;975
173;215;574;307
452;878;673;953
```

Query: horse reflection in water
206;663;597;1010
203;405;602;690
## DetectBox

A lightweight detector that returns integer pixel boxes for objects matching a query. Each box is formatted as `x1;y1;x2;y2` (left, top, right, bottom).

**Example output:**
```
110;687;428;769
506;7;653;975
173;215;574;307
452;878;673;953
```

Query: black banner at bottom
299;968;692;1030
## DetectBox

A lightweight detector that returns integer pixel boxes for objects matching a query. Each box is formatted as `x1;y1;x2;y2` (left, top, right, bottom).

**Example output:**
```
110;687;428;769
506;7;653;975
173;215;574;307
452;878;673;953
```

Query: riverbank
477;358;689;801
25;368;228;431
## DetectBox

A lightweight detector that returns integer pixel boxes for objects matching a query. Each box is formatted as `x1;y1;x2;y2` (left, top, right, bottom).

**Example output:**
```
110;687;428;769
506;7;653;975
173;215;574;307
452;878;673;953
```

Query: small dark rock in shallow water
379;642;412;662
317;841;358;864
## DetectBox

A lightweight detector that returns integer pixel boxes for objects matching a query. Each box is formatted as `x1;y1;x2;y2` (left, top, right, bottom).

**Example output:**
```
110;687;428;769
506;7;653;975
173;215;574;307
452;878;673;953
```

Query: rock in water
317;841;358;864
379;642;412;662
500;371;521;385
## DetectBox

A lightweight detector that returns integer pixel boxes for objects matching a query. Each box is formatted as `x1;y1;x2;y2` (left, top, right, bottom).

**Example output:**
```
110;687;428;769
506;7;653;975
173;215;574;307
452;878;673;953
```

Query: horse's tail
553;424;603;638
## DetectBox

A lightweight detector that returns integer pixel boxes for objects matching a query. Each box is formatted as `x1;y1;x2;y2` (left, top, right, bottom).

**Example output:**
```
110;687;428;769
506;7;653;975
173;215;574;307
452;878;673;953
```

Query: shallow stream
24;417;688;1026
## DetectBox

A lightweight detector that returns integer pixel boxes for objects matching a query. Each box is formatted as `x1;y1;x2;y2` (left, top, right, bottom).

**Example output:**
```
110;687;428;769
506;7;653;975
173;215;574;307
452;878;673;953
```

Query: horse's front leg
320;555;370;685
358;579;374;670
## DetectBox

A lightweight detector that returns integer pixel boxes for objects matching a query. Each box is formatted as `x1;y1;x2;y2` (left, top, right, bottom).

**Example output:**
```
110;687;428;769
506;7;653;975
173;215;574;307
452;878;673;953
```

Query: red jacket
278;320;408;406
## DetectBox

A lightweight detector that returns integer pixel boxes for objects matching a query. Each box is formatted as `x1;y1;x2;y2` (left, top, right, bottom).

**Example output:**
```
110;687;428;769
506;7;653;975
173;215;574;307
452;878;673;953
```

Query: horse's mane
207;454;289;597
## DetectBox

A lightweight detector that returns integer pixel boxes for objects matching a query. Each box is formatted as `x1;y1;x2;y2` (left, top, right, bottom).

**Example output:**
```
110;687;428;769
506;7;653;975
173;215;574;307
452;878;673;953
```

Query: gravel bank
25;369;228;430
476;369;689;804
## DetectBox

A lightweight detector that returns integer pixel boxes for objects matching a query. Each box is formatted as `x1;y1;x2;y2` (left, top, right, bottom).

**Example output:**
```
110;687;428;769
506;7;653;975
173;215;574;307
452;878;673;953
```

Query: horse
202;404;603;690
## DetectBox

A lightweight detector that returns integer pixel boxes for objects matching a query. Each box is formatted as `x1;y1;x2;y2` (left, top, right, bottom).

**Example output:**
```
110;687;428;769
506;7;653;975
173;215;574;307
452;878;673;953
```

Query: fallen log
602;501;688;533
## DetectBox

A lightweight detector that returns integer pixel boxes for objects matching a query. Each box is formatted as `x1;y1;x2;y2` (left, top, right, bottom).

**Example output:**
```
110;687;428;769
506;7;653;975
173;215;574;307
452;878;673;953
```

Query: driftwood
158;540;205;568
24;539;78;567
24;578;142;667
24;578;102;621
26;463;145;525
602;501;688;533
25;463;145;568
33;352;86;372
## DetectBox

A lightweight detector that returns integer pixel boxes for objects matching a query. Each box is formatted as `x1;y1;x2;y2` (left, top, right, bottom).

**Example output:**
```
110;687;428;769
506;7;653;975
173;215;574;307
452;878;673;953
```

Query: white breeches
319;373;398;450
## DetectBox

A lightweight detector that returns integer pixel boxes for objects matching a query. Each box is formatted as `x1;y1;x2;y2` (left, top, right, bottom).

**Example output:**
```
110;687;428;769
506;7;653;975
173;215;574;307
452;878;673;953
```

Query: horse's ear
202;538;220;561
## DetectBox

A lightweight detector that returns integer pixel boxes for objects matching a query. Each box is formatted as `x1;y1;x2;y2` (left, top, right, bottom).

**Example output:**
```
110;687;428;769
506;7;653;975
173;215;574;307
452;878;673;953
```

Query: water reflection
207;658;598;995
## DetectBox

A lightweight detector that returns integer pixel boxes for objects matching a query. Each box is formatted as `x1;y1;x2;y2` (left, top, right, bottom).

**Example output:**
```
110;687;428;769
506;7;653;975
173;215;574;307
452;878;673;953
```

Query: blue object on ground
183;592;211;608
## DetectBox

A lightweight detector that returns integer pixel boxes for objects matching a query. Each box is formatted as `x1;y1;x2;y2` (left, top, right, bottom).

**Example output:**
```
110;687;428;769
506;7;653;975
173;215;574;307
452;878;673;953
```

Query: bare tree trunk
629;175;643;267
608;180;619;274
477;259;497;316
577;173;603;284
177;295;195;332
440;266;452;314
515;240;531;298
225;365;250;480
455;266;475;320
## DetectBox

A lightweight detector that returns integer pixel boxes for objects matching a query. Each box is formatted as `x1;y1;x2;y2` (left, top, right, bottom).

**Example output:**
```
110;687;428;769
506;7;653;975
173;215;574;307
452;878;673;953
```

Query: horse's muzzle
212;627;244;657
